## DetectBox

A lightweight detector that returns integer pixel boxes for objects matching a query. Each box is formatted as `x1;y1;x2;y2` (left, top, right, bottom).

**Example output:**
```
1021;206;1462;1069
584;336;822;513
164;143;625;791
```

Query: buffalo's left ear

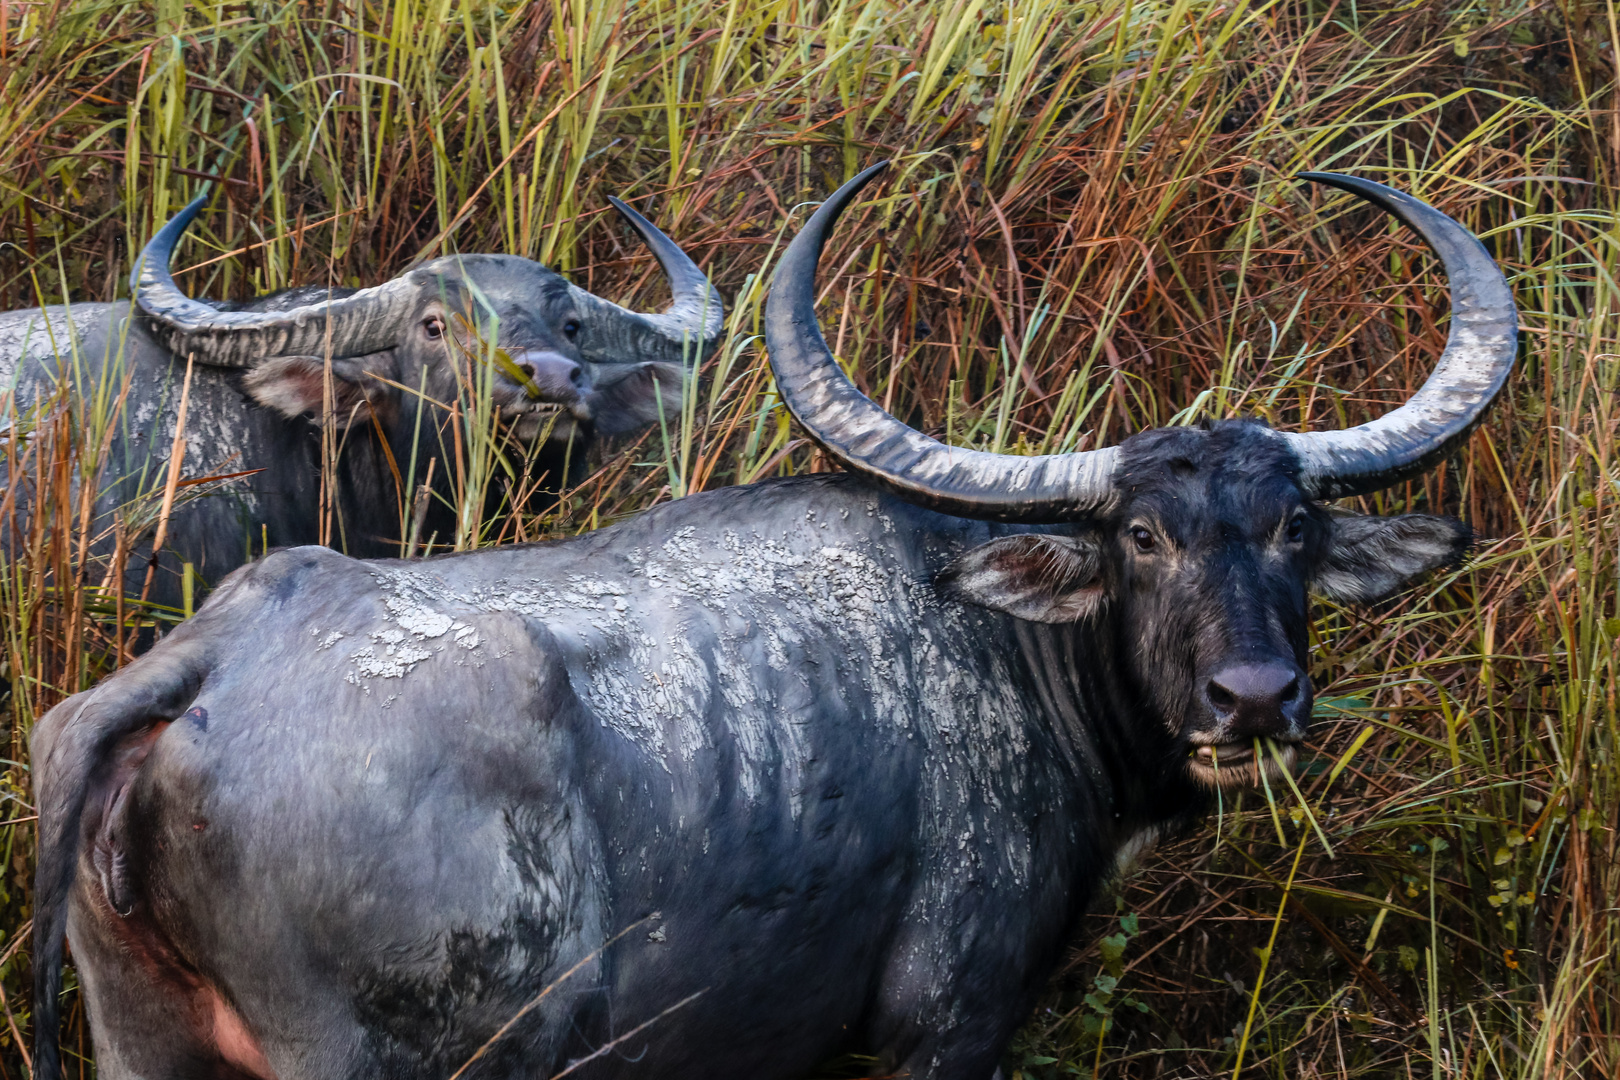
1312;513;1471;604
587;361;687;436
937;533;1106;624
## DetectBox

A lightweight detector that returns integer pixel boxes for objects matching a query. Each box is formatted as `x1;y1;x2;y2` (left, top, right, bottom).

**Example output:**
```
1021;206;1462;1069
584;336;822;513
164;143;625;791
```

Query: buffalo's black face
407;262;594;446
941;420;1470;790
241;257;682;449
1108;424;1321;787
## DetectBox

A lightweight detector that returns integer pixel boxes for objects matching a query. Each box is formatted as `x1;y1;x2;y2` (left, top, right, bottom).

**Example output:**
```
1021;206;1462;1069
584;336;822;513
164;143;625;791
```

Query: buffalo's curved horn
132;190;423;367
1283;173;1518;499
764;162;1117;522
566;197;725;368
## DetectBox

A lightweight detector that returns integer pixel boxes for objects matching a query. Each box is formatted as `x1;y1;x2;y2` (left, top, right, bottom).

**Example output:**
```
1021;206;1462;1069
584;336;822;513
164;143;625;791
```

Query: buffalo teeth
1194;742;1256;762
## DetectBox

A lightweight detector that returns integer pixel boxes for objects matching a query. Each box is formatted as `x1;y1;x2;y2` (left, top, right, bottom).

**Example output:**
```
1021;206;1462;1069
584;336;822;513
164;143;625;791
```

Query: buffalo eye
1286;513;1306;543
422;315;445;340
1130;526;1156;553
562;319;581;341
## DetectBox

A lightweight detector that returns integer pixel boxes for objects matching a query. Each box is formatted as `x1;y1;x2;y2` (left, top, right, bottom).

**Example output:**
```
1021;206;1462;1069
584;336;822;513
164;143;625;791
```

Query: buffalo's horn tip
823;160;891;213
605;194;649;229
1294;171;1416;214
129;188;213;293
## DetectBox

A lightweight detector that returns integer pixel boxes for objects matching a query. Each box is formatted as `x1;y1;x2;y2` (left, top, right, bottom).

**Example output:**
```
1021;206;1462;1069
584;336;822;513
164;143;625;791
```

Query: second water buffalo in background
0;194;722;613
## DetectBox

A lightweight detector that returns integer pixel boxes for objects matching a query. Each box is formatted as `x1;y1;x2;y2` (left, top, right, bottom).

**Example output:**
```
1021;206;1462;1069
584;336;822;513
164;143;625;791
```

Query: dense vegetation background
0;0;1615;1076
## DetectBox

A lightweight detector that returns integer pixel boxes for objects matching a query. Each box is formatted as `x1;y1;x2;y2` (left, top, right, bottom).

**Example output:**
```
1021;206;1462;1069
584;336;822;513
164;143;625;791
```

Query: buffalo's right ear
1312;513;1471;604
587;361;687;436
244;352;400;428
937;533;1107;624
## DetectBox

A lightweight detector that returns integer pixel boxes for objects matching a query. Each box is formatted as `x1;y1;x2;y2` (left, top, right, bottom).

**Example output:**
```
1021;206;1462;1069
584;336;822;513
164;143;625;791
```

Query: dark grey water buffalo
31;167;1515;1080
0;195;722;612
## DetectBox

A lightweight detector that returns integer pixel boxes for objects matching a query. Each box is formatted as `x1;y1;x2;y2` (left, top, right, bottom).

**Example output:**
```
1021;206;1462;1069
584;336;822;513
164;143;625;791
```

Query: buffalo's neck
1011;614;1202;842
379;417;581;555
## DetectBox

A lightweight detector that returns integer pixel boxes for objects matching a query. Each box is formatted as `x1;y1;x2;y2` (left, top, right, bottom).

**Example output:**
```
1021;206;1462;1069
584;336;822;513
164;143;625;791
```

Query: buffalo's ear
937;533;1106;624
587;361;686;436
1312;513;1471;604
244;352;400;429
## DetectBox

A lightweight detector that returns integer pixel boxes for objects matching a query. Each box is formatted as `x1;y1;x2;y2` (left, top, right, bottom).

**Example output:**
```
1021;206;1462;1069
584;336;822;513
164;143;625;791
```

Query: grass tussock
1;0;1617;1076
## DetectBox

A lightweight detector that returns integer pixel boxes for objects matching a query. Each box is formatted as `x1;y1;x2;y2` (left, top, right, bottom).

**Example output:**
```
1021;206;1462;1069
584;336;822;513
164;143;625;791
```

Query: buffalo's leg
66;889;260;1080
891;1038;1009;1080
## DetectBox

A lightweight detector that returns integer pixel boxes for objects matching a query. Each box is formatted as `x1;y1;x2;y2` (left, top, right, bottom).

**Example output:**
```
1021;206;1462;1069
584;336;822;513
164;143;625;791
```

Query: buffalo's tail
31;643;207;1080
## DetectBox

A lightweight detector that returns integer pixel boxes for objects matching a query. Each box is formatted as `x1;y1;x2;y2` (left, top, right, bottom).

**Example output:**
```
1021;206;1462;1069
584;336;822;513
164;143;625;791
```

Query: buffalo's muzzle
505;349;586;402
494;350;593;442
1186;661;1310;788
1204;662;1307;738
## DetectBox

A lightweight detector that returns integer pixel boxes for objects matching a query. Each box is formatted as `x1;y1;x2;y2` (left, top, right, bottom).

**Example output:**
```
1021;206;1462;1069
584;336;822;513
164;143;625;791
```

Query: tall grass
1;0;1616;1076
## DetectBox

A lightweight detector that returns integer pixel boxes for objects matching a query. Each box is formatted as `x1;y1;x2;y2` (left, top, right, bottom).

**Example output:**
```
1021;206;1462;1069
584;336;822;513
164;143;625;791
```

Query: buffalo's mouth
1185;737;1300;790
497;397;592;443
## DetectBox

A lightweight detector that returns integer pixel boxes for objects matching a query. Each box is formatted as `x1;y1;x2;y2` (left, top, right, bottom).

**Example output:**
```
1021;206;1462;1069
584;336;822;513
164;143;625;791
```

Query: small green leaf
490;347;543;399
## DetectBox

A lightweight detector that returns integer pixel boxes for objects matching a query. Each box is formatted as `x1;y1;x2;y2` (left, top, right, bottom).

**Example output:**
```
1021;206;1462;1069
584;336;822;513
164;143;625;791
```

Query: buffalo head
132;195;722;477
765;165;1513;789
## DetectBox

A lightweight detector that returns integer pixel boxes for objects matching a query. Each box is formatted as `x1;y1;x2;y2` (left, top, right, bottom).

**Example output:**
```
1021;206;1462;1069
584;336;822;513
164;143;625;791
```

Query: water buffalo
0;195;722;612
31;166;1514;1080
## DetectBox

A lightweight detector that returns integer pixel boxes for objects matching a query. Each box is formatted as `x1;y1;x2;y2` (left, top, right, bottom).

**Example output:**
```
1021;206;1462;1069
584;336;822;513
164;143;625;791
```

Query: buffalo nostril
508;351;584;397
1205;663;1305;734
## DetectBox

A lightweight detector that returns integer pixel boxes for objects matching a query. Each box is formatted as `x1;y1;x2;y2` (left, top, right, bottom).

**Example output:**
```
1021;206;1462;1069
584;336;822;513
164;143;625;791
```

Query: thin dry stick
547;990;707;1080
405;457;437;560
0;976;29;1076
319;279;339;549
137;353;195;608
176;210;361;273
446;915;659;1080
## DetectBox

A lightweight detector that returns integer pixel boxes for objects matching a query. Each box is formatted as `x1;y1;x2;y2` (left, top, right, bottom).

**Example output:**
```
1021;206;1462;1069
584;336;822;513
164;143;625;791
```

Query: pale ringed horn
764;162;1118;522
132;190;422;368
764;163;1517;521
568;196;726;369
133;189;724;370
